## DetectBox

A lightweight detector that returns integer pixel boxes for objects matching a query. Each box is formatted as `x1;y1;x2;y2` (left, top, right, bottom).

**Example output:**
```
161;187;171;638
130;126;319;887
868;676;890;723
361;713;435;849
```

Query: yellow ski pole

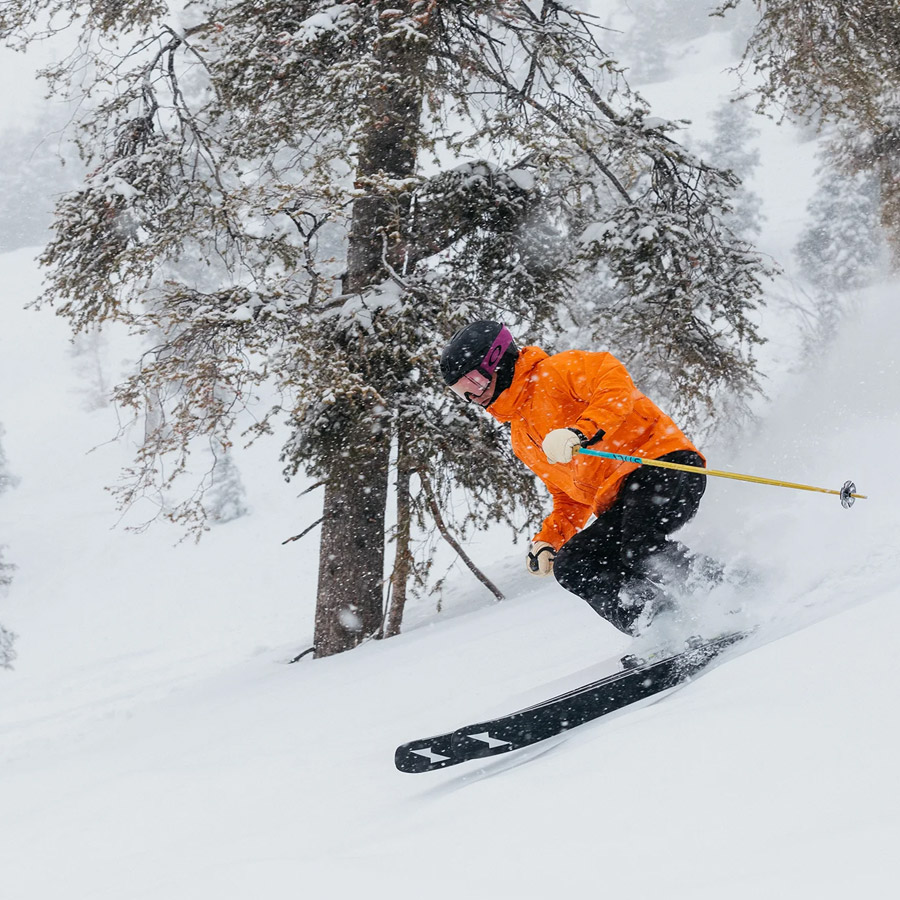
577;448;867;508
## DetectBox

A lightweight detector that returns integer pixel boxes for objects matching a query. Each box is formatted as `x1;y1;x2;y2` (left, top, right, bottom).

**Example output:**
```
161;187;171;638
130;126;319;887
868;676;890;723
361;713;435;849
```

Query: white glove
526;541;556;576
542;428;583;464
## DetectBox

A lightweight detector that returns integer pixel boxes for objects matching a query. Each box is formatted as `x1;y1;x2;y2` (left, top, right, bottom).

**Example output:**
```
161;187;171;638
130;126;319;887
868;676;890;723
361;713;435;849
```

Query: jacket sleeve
533;483;593;549
556;351;638;443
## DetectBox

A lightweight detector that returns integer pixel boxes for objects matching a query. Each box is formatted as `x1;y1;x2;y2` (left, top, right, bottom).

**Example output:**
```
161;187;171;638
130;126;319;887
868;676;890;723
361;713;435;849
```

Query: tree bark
383;428;413;639
314;411;391;656
314;5;427;658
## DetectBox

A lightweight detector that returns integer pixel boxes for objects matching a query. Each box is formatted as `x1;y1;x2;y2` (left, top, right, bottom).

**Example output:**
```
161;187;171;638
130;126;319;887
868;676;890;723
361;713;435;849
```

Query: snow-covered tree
0;116;82;253
828;118;900;269
795;137;884;353
702;99;764;240
721;0;900;265
69;330;112;412
0;423;17;669
205;450;249;525
604;0;725;85
0;424;12;497
2;1;769;657
797;148;883;295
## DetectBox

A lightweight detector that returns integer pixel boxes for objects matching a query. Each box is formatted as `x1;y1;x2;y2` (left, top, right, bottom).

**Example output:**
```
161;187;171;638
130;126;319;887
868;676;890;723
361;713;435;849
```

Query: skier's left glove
542;428;587;464
526;541;556;576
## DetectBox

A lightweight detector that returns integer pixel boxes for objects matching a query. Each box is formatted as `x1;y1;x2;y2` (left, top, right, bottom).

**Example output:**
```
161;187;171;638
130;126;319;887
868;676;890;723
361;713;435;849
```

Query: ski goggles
448;325;513;401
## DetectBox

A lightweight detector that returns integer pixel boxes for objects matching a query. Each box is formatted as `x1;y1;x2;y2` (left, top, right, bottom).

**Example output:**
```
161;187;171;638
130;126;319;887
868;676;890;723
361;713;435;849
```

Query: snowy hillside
2;8;900;900
2;237;898;896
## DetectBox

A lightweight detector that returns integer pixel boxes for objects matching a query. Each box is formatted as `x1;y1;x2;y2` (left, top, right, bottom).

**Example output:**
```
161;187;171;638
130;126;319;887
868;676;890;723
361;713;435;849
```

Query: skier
440;320;712;635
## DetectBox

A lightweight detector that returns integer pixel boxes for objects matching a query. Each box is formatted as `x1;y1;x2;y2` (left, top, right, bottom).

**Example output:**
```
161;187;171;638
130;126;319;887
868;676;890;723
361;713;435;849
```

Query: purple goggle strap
477;325;513;378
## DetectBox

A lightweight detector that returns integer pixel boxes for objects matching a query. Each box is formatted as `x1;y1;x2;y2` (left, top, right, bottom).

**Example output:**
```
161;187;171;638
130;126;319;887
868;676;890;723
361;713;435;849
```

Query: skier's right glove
526;541;556;576
542;428;585;464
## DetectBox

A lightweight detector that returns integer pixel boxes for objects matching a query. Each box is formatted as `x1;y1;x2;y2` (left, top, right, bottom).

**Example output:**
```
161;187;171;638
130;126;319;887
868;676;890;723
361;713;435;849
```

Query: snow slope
2;246;899;900
2;19;900;900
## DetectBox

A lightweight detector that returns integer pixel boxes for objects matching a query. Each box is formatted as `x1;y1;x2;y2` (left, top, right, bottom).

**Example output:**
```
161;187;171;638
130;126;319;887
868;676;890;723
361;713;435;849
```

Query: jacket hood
487;345;548;422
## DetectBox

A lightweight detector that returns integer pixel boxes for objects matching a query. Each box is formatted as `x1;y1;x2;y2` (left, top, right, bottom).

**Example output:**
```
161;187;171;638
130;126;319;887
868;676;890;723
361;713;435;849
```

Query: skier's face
449;368;497;407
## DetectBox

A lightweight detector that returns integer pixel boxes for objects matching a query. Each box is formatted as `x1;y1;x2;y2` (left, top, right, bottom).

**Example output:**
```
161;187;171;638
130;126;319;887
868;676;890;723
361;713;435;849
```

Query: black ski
395;631;746;774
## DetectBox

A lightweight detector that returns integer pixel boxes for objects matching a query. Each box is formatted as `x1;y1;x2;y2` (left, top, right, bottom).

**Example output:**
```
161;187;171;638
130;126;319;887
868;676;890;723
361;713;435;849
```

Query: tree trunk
313;5;427;658
383;428;413;639
314;411;391;656
877;150;900;272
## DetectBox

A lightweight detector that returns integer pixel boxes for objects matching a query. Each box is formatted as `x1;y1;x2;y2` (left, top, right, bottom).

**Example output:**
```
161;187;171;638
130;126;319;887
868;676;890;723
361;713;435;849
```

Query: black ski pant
553;450;707;635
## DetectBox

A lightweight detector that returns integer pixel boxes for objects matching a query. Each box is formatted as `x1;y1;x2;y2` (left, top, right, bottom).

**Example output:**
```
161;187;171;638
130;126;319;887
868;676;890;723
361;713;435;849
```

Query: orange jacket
488;346;703;549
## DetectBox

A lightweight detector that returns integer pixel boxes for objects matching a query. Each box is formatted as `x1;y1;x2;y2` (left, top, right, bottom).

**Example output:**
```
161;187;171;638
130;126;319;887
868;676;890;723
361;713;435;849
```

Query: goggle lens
449;370;491;401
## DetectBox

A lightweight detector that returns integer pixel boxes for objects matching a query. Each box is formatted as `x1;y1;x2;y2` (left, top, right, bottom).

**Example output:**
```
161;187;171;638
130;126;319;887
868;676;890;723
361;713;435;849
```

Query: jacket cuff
572;421;605;446
534;519;575;550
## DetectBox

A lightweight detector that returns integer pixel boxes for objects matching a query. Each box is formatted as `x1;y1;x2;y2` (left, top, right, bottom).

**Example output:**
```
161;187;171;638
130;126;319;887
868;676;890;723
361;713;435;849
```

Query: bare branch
418;468;505;603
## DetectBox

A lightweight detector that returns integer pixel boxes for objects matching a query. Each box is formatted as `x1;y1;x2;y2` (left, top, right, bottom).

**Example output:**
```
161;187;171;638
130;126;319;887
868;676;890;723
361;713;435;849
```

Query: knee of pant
552;543;607;594
554;555;619;603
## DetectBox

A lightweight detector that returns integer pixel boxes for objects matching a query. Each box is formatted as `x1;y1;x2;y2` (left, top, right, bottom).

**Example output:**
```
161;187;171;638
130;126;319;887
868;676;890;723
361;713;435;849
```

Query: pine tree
797;144;883;295
205;450;249;525
702;99;764;240
0;424;13;498
0;115;82;253
0;423;17;669
0;622;15;670
720;0;900;265
69;330;112;412
795;135;884;353
605;0;725;85
2;1;769;656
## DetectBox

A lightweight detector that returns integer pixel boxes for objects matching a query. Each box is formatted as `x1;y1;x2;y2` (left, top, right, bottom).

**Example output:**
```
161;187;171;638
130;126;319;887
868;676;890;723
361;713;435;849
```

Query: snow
580;220;616;244
293;5;357;44
640;115;673;131
2;8;900;900
228;305;253;322
505;168;536;192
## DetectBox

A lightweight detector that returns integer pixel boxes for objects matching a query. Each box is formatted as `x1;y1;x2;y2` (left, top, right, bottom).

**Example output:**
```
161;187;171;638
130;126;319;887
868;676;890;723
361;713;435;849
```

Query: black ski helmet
440;320;519;405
